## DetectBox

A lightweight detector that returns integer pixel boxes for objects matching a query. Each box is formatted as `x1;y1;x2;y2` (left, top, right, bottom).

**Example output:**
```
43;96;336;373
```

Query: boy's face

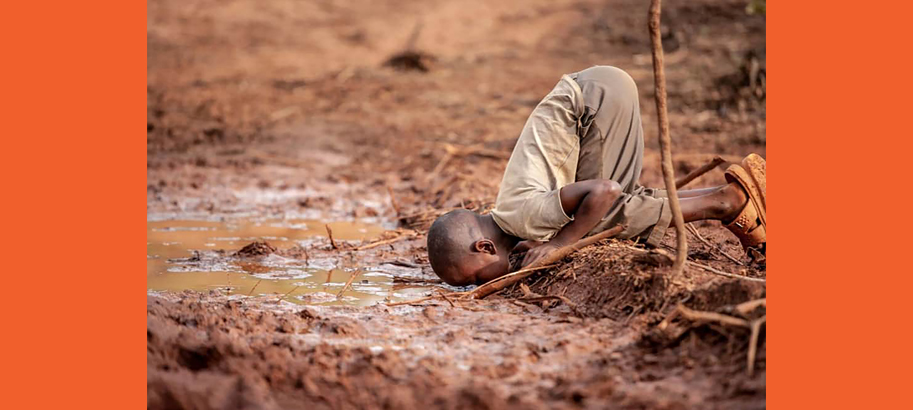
457;240;510;285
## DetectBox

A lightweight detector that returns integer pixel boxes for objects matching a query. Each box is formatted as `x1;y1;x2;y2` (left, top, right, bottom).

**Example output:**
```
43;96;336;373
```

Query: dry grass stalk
649;0;688;275
688;260;765;283
386;290;469;307
325;224;338;250
355;232;417;251
246;279;262;297
437;289;457;307
387;186;402;216
277;285;300;303
676;156;726;189
685;223;744;266
386;296;435;307
336;271;362;299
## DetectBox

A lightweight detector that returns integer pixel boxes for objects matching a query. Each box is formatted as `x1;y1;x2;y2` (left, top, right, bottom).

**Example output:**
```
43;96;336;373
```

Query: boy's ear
472;239;497;255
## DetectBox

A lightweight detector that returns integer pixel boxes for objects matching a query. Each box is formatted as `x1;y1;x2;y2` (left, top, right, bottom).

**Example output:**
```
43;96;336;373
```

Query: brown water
147;219;432;305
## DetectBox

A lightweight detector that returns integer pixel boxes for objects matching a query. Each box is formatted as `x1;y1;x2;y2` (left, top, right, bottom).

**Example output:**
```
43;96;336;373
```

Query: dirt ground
148;0;766;408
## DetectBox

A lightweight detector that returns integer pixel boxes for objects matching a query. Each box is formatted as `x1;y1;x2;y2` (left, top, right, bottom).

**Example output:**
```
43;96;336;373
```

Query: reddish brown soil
148;0;766;408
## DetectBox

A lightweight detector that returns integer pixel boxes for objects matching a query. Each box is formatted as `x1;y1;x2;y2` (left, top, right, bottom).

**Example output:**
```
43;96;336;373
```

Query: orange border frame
0;1;146;408
2;1;912;408
769;1;913;408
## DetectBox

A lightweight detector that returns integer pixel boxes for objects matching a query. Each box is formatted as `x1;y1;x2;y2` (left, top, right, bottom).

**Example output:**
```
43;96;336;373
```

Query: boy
427;66;766;286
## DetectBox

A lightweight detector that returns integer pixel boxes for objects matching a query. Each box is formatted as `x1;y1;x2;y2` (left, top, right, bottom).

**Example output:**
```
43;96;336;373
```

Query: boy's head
426;210;511;286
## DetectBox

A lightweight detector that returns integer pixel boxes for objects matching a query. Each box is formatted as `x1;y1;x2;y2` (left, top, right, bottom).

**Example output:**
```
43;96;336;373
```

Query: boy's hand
521;241;562;268
521;179;623;268
513;240;545;254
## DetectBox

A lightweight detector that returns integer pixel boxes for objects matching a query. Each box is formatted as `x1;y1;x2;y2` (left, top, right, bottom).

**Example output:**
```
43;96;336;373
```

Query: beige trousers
569;66;671;246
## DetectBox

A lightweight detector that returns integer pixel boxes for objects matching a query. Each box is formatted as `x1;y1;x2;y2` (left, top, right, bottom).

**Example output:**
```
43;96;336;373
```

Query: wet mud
148;0;766;408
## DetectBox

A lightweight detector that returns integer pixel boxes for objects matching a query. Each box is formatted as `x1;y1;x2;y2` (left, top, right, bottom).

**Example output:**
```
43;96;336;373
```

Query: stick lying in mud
277;285;300;303
466;225;626;300
325;224;339;250
649;0;688;276
246;279;262;297
336;271;361;299
354;231;417;251
676;156;726;189
386;296;435;307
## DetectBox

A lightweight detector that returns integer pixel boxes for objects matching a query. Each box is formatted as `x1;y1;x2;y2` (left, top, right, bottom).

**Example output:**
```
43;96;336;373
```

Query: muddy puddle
147;219;433;305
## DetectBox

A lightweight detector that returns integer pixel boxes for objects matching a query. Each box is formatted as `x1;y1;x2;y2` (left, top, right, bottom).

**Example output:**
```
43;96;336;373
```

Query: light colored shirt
490;75;585;240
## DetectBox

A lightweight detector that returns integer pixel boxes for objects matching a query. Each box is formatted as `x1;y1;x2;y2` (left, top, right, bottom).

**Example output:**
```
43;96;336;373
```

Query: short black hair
426;209;480;286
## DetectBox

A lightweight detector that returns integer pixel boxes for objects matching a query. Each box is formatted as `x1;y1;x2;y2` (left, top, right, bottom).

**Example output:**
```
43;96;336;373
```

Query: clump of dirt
506;239;765;321
384;51;436;72
234;241;277;258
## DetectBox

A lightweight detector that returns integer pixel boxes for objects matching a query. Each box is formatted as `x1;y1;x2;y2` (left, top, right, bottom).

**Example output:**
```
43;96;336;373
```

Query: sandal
723;154;767;252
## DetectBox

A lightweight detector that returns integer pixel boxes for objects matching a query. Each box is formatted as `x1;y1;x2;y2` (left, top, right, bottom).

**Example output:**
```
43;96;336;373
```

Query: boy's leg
570;66;757;246
680;183;747;222
571;66;672;245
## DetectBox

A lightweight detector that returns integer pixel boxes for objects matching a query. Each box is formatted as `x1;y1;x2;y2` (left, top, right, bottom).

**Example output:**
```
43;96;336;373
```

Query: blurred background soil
147;0;766;408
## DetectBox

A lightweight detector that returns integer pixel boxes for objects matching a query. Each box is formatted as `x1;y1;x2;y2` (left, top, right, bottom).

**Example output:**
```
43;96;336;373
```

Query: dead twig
246;279;262;297
517;295;578;312
325;269;333;287
325;224;338;250
467;225;625;299
688;260;766;283
387;186;402;216
386;296;434;307
676;156;726;189
386;290;469;307
336;271;362;299
426;150;455;183
458;144;511;160
649;0;687;275
685;223;745;266
748;315;766;376
437;289;457;307
277;285;300;303
354;232;417;251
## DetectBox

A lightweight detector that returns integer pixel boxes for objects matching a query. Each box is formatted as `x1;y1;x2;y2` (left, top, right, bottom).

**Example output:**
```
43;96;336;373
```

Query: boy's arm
520;179;621;267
